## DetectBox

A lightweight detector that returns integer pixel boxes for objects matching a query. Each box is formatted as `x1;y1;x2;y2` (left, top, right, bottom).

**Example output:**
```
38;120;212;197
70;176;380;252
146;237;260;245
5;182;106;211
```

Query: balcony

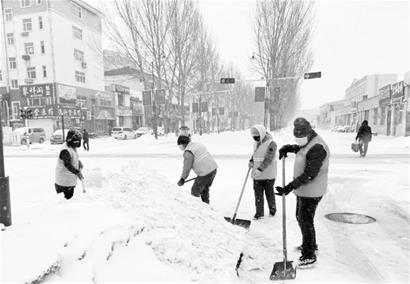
22;55;30;61
21;31;29;37
24;78;34;84
81;62;87;69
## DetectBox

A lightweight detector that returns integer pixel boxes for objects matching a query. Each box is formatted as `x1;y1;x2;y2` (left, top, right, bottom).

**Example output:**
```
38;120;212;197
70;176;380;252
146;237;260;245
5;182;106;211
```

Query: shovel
270;158;297;280
224;167;251;229
81;179;86;194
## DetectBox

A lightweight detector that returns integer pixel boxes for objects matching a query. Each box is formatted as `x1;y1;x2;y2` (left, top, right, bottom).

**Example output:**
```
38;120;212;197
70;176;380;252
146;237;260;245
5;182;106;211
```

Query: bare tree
253;0;314;130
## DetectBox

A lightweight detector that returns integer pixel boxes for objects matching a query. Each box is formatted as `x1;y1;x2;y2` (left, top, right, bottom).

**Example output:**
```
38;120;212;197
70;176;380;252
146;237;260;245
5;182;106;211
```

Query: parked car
111;127;136;140
135;127;153;137
50;129;67;144
13;127;46;145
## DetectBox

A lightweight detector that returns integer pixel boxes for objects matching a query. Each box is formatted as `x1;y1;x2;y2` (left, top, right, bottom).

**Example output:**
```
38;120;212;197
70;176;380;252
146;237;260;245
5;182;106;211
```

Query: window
74;49;84;61
39;16;43;29
71;2;82;18
373;108;378;125
7;33;14;45
21;0;31;8
380;107;385;125
37;0;42;4
5;8;12;21
12;102;21;120
118;93;125;106
9;58;17;69
72;26;83;40
40;41;45;54
11;80;19;89
42;65;47;78
23;18;32;32
27;67;36;79
25;42;34;54
75;71;85;83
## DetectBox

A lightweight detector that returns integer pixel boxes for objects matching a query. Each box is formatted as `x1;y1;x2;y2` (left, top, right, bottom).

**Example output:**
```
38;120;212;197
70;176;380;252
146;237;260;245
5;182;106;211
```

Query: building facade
0;0;105;137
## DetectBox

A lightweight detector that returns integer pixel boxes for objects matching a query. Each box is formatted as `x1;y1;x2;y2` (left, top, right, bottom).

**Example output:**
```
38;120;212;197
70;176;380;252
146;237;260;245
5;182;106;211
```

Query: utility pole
0;107;11;227
199;93;202;135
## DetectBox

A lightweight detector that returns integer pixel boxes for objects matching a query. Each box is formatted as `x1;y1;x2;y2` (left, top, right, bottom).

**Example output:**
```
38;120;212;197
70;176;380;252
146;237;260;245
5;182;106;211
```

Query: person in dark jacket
177;135;218;204
55;129;84;199
248;124;277;219
276;117;330;268
355;120;372;157
82;129;89;151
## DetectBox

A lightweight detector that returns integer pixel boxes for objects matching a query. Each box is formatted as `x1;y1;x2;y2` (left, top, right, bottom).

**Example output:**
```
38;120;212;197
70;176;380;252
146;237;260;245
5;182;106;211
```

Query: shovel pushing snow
224;167;251;229
270;158;296;280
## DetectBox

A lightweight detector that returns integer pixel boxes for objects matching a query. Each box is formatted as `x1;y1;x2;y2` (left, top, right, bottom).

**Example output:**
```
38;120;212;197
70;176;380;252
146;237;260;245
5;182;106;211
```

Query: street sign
255;87;265;102
155;89;166;105
142;90;152;106
192;103;199;113
220;78;235;84
304;72;321;79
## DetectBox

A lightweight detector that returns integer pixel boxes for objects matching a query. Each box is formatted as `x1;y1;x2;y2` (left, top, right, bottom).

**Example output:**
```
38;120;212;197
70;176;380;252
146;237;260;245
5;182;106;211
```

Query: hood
361;120;368;126
250;125;267;141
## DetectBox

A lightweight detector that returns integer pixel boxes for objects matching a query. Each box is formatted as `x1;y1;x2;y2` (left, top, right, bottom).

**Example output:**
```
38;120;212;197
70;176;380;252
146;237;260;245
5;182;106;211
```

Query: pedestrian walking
55;129;84;200
177;135;218;204
82;129;89;151
355;120;372;157
248;125;277;220
276;117;330;268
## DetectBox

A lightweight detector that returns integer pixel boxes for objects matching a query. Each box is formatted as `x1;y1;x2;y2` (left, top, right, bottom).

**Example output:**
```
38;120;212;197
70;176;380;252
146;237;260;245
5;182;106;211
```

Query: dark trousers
358;141;368;157
55;183;75;200
253;179;276;215
83;140;89;151
296;196;322;257
191;169;217;204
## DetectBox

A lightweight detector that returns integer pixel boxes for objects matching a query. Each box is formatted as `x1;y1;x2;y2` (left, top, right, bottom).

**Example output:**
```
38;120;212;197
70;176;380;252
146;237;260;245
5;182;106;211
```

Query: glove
177;178;185;186
248;161;254;168
279;144;295;160
254;168;263;178
77;171;84;180
275;184;293;196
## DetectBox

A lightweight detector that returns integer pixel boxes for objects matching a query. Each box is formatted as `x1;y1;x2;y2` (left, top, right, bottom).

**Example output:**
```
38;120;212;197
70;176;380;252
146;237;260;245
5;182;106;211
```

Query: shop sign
391;81;404;99
379;84;391;106
113;84;130;94
57;84;77;105
96;109;115;120
57;105;81;118
20;83;54;98
26;105;56;118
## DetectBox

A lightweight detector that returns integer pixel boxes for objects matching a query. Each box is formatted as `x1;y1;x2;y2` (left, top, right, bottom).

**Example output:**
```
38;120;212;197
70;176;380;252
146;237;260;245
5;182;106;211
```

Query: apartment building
0;0;105;138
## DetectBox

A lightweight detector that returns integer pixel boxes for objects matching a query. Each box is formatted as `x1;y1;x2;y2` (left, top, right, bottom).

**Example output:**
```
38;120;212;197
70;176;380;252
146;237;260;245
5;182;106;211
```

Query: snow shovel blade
270;261;296;280
224;217;251;229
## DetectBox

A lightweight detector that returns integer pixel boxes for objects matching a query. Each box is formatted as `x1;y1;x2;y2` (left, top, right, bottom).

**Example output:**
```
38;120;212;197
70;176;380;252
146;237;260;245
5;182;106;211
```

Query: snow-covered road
1;129;409;283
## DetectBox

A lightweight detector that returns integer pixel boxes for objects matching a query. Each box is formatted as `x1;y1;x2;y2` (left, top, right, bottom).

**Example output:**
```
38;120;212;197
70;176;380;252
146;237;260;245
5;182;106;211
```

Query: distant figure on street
355;120;372;157
55;129;84;200
177;135;218;204
276;117;330;268
82;129;89;151
248;124;277;220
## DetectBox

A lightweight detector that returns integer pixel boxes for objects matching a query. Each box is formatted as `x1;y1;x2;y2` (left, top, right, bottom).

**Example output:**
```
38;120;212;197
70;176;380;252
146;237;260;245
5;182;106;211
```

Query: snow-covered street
1;129;409;283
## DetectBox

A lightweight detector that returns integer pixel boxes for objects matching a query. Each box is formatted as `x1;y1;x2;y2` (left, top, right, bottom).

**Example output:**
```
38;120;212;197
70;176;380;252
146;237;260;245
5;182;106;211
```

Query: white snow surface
1;129;410;283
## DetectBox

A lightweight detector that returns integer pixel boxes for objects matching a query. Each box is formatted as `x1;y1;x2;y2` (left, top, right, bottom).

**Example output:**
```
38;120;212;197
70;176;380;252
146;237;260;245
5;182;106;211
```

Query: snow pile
87;162;245;282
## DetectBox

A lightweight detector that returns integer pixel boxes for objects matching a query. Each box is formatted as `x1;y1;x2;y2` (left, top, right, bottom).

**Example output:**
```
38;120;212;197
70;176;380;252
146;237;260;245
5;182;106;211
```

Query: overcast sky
198;0;409;109
93;0;409;110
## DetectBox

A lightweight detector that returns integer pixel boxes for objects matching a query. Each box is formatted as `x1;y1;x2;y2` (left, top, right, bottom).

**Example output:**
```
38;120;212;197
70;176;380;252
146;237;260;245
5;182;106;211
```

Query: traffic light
304;72;321;79
254;87;265;102
220;78;235;84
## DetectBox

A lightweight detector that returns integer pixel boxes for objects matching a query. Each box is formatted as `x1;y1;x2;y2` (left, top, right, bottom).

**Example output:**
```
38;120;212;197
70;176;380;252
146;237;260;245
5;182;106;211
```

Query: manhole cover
325;213;376;224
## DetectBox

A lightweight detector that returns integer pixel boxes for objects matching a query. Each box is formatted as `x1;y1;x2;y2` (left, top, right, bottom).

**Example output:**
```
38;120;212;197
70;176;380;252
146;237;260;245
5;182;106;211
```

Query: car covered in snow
135;127;153;137
111;127;136;140
50;129;67;144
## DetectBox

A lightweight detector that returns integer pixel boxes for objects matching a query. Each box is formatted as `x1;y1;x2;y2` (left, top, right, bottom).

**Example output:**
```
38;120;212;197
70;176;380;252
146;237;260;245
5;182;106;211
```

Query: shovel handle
185;177;196;183
81;179;86;193
232;167;251;220
282;158;288;267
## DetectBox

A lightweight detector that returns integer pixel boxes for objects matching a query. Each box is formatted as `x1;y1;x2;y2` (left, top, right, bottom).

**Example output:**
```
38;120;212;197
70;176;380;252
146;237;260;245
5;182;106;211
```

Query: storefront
377;84;392;135
390;81;406;136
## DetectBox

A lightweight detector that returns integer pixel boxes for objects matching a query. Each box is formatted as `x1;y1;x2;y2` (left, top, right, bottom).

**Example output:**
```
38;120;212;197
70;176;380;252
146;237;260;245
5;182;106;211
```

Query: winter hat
250;125;266;140
66;129;82;143
293;117;312;137
177;135;191;145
